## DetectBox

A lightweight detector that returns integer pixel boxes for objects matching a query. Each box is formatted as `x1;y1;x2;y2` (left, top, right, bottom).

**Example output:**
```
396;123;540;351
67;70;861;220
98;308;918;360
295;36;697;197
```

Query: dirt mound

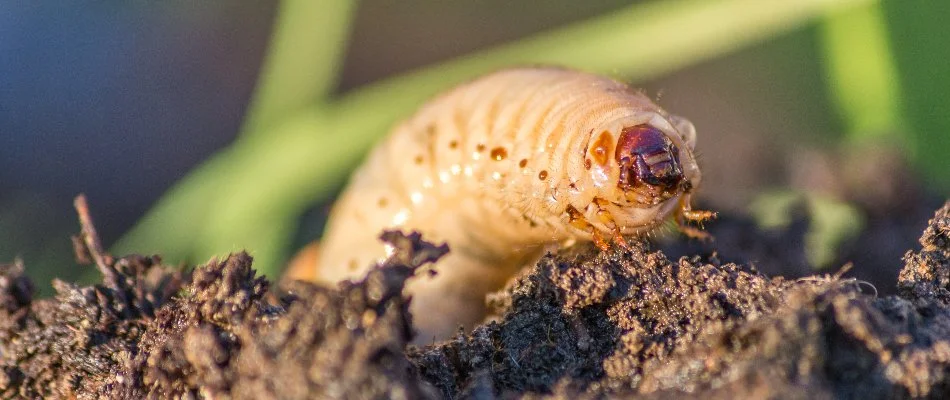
2;199;950;399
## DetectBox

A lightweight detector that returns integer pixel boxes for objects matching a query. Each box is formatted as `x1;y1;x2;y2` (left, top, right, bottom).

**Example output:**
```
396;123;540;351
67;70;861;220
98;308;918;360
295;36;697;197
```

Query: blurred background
2;0;948;294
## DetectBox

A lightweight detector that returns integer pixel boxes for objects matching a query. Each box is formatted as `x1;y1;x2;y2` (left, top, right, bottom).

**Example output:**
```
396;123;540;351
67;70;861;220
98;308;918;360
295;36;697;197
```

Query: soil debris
899;202;950;293
414;201;950;399
112;230;447;399
2;196;950;399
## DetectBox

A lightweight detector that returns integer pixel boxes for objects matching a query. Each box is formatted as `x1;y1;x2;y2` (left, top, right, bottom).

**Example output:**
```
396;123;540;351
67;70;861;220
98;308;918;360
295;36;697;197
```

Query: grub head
615;124;685;197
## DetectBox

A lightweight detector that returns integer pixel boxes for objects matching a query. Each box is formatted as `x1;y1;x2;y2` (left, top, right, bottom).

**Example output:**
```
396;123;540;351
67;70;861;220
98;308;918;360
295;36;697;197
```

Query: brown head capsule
615;124;684;199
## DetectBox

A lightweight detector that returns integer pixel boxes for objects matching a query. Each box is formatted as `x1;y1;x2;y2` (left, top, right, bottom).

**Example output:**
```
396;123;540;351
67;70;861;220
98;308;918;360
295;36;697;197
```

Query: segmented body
315;67;706;340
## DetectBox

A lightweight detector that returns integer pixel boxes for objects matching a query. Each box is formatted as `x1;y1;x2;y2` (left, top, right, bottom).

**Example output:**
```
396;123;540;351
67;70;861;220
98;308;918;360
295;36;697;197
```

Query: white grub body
316;67;701;340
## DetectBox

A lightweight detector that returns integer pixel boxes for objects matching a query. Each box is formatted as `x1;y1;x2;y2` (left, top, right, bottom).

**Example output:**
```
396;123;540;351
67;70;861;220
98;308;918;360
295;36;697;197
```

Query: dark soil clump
2;198;950;399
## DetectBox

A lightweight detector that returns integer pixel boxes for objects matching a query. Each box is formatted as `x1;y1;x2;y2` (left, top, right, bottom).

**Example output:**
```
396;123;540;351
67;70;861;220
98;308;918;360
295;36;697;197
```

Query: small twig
74;194;116;278
833;262;854;280
71;235;92;265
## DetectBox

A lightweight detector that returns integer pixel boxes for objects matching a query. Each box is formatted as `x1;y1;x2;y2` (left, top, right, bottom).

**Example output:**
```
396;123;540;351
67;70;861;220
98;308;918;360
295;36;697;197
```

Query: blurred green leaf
115;0;877;277
819;2;904;145
882;2;950;190
750;190;863;269
749;190;802;230
806;194;863;269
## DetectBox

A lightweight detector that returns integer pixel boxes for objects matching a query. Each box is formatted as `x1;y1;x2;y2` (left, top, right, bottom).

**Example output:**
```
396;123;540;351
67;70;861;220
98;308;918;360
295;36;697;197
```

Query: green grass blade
240;0;356;138
330;0;878;129
819;2;904;145
882;2;950;190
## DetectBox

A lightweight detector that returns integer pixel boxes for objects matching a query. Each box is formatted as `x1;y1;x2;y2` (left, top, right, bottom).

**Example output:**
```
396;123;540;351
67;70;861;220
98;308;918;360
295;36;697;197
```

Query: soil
2;194;950;399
